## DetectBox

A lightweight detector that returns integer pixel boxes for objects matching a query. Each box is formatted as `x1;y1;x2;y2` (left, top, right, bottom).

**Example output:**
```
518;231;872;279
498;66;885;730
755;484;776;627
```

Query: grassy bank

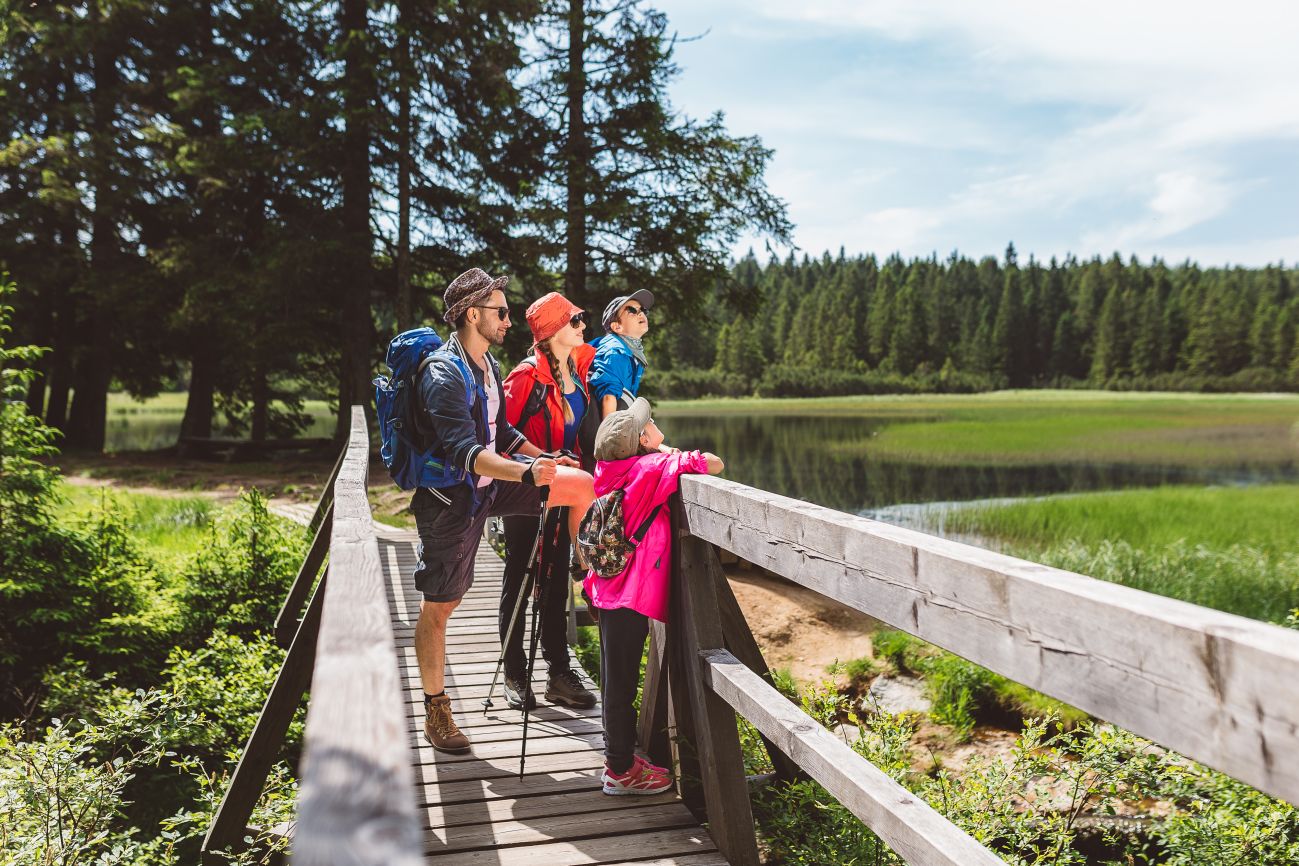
658;389;1299;468
944;484;1299;622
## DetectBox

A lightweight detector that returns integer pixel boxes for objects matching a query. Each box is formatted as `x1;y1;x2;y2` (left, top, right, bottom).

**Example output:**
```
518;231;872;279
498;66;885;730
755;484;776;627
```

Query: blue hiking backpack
374;327;482;491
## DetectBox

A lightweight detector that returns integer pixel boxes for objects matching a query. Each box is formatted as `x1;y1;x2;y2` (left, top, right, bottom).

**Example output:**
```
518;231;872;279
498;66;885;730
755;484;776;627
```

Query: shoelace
428;703;461;738
555;670;584;690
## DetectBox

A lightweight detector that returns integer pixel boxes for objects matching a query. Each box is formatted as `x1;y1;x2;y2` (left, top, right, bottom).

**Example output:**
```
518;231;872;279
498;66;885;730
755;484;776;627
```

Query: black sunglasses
622;305;648;317
472;305;510;321
569;311;588;328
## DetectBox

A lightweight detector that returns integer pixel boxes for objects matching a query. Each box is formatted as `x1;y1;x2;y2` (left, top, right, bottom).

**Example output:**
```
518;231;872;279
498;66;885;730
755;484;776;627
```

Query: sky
652;0;1299;267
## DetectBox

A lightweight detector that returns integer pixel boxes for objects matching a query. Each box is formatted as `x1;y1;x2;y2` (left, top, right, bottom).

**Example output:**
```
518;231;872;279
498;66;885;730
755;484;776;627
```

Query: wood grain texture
275;504;331;649
670;496;760;866
682;474;1299;804
703;648;1005;865
202;570;325;862
292;407;423;866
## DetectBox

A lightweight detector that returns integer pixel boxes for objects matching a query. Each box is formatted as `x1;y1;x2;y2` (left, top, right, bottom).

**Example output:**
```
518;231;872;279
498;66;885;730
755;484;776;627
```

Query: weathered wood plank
421;789;679;831
274;505;331;649
292;406;422;866
424;802;698;855
638;619;672;771
423;826;719;865
201;570;326;862
682;474;1299;804
704;648;1005;865
670;497;760;866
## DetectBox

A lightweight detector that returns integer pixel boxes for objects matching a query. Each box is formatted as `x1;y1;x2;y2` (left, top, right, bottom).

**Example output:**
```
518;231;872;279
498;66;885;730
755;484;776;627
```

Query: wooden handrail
291;406;422;866
679;473;1299;806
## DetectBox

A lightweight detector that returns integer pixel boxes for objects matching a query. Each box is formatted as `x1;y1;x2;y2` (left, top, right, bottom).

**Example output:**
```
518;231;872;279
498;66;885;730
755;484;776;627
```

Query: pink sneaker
633;755;669;777
602;760;673;795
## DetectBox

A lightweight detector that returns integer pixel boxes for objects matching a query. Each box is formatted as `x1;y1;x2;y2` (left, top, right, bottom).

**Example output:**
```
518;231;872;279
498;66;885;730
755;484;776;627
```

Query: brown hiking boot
424;694;470;754
546;668;598;709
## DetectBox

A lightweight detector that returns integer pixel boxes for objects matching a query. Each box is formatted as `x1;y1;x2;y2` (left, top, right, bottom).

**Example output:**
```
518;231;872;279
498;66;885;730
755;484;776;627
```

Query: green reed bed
56;484;218;566
658;390;1299;468
945;485;1299;623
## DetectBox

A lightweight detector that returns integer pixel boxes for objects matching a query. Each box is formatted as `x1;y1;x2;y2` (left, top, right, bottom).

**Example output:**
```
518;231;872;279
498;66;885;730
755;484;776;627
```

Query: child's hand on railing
703;452;725;475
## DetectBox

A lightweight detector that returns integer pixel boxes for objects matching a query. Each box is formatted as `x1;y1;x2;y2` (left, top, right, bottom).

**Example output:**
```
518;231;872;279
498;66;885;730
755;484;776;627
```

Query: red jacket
503;343;595;455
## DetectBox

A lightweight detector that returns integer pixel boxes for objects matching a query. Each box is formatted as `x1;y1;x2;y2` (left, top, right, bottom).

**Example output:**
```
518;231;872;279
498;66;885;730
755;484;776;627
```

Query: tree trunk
250;360;269;442
178;0;220;445
564;0;588;310
336;0;373;440
64;4;117;453
180;339;217;439
395;0;412;332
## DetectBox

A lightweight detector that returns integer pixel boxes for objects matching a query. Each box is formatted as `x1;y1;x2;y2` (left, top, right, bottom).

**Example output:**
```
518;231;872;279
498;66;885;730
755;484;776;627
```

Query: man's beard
476;315;504;345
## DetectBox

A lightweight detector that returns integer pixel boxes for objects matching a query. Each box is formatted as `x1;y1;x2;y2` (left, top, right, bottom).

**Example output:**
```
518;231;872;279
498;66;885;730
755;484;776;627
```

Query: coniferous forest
649;247;1299;399
6;3;1298;458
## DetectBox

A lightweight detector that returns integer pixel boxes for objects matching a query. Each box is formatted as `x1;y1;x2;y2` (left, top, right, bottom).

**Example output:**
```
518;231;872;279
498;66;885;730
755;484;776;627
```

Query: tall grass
946;485;1299;622
947;485;1299;555
56;484;218;565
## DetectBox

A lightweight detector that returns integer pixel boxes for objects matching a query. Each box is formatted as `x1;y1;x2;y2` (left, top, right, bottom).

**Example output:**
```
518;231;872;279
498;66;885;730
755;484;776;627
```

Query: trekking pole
519;507;562;779
483;485;550;715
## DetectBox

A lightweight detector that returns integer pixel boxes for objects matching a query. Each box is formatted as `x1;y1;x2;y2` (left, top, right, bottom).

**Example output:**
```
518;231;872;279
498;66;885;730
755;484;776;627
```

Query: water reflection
659;414;1299;513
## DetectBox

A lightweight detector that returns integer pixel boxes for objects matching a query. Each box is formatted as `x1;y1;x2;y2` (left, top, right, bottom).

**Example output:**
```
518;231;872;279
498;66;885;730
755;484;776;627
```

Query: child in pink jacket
585;397;724;795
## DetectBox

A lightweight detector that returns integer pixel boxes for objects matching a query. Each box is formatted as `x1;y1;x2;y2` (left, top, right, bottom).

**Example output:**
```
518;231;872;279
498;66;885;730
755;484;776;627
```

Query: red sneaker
601;760;672;795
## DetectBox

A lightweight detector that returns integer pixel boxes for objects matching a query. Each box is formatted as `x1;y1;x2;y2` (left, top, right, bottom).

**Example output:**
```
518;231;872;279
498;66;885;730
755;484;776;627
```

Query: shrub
641;367;751;399
175;489;308;643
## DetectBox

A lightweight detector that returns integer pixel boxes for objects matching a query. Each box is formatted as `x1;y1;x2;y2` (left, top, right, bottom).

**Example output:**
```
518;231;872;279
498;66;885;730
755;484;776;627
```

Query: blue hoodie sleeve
589;339;635;401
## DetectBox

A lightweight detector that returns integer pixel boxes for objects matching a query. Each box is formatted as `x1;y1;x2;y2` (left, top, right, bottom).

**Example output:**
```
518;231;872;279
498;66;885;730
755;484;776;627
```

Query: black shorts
410;481;544;603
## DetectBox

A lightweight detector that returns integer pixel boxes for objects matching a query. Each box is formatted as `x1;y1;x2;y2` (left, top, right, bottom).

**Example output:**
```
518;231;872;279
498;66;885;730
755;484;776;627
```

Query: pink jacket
583;450;711;622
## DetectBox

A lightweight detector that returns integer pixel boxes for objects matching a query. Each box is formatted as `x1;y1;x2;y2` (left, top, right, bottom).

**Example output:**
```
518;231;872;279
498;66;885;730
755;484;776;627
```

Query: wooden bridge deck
376;524;728;865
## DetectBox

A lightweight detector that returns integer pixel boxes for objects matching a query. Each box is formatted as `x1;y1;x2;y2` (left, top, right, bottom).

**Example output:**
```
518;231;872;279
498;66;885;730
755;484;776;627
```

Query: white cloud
658;0;1299;262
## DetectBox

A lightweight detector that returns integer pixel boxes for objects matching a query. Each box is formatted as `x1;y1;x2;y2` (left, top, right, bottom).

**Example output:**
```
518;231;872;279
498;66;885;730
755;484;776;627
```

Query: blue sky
653;0;1299;266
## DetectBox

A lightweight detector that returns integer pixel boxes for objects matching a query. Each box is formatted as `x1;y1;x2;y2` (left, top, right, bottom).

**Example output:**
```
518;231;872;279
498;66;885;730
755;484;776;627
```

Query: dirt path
725;566;880;685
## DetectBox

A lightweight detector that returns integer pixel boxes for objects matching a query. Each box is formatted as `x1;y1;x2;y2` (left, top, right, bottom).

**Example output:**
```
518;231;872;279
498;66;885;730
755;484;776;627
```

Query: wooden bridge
204;406;1299;865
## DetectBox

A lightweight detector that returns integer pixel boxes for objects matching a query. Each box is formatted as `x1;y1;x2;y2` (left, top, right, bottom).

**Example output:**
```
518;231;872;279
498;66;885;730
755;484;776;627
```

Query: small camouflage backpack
576;490;663;579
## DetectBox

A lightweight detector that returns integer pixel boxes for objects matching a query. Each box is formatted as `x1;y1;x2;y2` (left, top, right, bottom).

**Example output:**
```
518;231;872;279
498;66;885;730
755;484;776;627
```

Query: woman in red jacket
498;291;597;711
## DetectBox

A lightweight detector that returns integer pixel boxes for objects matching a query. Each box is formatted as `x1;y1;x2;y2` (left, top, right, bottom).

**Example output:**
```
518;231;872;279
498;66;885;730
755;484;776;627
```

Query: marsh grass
55;484;218;566
657;390;1299;468
947;484;1299;555
946;485;1299;622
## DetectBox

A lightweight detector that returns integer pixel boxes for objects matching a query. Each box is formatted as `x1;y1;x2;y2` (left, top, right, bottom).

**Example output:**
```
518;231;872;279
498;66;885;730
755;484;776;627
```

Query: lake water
657;413;1299;515
105;399;1299;512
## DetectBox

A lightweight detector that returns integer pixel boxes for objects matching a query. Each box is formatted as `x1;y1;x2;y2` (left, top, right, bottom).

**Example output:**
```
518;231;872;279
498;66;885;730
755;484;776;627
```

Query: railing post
201;571;328;863
668;494;761;866
275;502;333;648
637;620;672;771
710;548;806;785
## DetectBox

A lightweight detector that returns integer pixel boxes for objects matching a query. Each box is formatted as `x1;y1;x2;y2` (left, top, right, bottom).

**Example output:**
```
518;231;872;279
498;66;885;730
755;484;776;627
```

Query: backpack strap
512;357;550;434
630;503;663;542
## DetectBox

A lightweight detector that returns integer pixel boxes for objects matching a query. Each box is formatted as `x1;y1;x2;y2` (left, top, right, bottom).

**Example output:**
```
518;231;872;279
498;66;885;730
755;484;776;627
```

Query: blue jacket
414;334;527;504
588;334;644;406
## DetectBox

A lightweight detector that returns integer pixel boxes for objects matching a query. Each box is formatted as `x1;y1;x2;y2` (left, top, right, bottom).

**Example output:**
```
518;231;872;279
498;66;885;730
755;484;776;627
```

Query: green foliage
946;486;1299;622
746;670;1299;866
0;688;202;866
163;632;295;762
176;489;308;640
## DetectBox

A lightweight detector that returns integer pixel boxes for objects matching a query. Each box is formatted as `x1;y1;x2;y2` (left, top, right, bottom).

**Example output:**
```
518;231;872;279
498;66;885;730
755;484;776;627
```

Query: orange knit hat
526;291;583;344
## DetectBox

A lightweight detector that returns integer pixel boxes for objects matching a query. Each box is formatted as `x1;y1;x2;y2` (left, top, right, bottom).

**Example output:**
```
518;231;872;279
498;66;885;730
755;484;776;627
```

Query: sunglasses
622;305;648;317
569;311;588;328
472;305;510;321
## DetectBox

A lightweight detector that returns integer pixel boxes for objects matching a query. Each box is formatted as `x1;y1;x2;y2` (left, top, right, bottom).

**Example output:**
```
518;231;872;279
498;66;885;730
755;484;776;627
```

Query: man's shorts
410;480;544;603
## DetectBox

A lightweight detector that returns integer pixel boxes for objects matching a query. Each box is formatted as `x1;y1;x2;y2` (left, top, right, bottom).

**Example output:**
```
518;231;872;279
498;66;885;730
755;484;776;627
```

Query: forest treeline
5;5;1296;456
0;0;788;452
646;246;1299;398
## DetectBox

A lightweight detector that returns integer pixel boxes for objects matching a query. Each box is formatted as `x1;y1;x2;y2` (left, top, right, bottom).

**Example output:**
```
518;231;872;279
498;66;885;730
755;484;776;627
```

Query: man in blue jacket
412;267;595;754
589;289;654;418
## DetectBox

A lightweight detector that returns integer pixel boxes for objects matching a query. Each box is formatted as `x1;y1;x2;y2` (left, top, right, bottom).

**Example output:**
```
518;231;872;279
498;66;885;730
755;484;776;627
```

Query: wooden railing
641;474;1299;865
204;409;1299;866
202;407;421;865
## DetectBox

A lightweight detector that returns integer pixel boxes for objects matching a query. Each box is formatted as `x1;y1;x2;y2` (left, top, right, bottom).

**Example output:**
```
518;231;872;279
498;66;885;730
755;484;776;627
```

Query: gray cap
593;397;653;461
601;289;655;331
